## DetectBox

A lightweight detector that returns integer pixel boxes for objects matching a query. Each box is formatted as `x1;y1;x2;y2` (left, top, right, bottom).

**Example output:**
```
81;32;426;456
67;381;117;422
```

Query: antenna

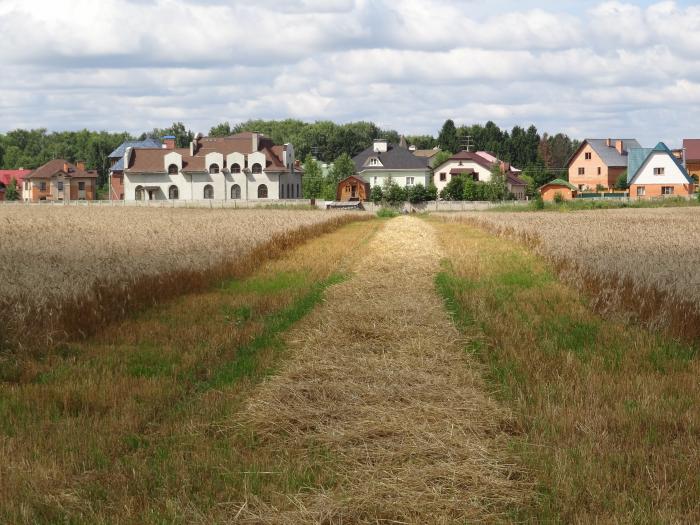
460;135;474;152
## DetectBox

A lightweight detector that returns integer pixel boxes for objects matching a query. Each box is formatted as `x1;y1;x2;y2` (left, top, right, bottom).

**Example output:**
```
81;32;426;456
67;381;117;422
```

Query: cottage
123;132;302;201
353;139;431;190
22;160;97;202
336;175;370;202
628;142;694;199
108;137;163;200
539;179;577;201
0;170;31;201
567;138;641;191
683;139;700;182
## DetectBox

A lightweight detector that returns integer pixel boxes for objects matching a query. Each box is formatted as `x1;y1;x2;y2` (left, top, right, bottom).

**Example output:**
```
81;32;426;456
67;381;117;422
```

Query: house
682;139;700;182
627;142;694;199
567;138;641;191
432;150;526;199
22;160;97;202
411;146;442;167
336;175;370;202
539;179;578;201
123;132;302;201
0;170;31;201
108;137;163;200
352;139;431;190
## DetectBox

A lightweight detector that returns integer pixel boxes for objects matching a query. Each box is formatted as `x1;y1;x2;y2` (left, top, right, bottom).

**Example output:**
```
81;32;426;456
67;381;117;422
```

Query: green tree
5;178;19;200
209;122;232;137
406;183;429;203
438;119;459;153
426;182;438;201
370;185;383;204
440;175;466;201
614;171;629;191
463;178;477;201
486;163;508;201
302;155;324;199
384;179;406;206
431;150;453;170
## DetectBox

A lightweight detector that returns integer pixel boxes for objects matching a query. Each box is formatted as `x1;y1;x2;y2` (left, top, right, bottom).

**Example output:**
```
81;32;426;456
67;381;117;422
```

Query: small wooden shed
539;178;578;201
336;175;370;202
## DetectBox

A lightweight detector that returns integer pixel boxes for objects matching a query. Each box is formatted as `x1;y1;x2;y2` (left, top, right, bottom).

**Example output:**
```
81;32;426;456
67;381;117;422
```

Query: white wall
433;160;492;194
362;170;430;189
631;152;690;185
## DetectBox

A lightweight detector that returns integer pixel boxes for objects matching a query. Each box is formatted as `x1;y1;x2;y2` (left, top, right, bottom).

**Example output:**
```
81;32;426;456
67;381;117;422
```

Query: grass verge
433;218;700;523
0;219;381;524
490;195;700;212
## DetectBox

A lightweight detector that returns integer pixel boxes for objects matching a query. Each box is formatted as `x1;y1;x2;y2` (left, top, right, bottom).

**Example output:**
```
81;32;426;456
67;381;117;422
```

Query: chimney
615;140;624;155
373;139;388;153
63;162;70;173
251;132;259;152
76;160;86;172
162;135;176;150
606;138;612;147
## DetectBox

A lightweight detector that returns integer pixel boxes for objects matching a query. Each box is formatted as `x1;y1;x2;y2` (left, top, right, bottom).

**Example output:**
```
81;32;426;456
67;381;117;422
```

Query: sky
1;0;700;146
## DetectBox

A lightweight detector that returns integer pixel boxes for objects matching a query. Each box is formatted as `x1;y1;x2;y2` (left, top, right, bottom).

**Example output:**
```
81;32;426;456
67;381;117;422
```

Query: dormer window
209;163;220;174
231;163;241;174
252;163;262;174
168;164;178;174
368;157;383;167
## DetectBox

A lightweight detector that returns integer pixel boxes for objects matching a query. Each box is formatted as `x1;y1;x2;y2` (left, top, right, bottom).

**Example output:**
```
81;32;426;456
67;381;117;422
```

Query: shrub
384;181;407;206
533;194;545;210
376;207;399;218
553;192;565;204
370;185;383;204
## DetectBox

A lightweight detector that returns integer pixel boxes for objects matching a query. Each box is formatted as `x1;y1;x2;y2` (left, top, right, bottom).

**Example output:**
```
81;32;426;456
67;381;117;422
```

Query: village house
682;139;700;182
410;146;442;167
567;138;641;191
539;178;578;201
108;137;163;200
432;150;527;199
352;139;431;190
22;160;97;202
123;132;302;201
0;169;31;201
627;142;694;199
336;175;370;202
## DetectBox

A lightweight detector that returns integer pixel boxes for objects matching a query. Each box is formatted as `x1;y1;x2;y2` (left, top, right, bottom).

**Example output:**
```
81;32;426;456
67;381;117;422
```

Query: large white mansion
121;132;303;201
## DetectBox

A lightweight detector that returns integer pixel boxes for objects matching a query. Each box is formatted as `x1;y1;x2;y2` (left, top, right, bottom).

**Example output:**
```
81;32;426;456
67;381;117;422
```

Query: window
440;173;447;182
135;185;144;201
636;186;646;196
406;177;415;186
374;177;378;185
231;184;241;199
252;163;262;174
40;181;47;192
203;184;214;199
168;185;179;200
168;164;178;174
209;163;220;174
585;152;592;160
78;182;85;191
662;186;674;195
24;181;29;190
231;163;241;174
369;157;380;166
258;184;268;199
578;167;585;176
57;181;64;191
597;167;602;175
654;167;665;176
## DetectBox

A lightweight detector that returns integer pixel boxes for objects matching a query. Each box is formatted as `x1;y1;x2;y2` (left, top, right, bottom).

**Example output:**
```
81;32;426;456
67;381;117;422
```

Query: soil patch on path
237;216;530;523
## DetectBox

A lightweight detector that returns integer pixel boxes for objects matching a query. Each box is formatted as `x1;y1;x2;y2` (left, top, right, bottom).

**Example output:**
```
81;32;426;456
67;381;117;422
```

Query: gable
629;150;693;185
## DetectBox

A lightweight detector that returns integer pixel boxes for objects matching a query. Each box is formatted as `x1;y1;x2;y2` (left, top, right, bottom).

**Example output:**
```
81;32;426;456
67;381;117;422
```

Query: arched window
258;184;268;199
231;163;241;174
168;164;178;174
168;185;179;200
135;185;144;201
252;163;262;174
209;163;220;174
231;184;241;199
204;184;214;199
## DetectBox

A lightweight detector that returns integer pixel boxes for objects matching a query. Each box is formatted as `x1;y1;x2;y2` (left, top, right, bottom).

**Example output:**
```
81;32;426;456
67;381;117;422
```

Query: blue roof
108;138;163;159
628;142;693;184
111;157;125;171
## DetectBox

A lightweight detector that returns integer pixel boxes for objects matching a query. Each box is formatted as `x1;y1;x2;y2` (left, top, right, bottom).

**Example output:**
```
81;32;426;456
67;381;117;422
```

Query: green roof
541;178;576;191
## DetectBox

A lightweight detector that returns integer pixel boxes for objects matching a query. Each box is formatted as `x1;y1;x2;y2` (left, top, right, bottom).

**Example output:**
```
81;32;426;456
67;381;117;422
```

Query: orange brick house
567;138;641;191
683;139;700;182
628;142;695;199
23;159;97;202
539;178;578;201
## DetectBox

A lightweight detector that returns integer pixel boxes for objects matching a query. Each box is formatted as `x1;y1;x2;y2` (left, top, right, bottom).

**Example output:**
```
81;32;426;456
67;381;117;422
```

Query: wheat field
0;206;365;350
437;208;700;338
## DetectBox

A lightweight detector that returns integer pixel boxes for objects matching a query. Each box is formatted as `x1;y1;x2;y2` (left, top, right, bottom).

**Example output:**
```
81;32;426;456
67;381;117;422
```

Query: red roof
683;139;700;162
0;170;31;186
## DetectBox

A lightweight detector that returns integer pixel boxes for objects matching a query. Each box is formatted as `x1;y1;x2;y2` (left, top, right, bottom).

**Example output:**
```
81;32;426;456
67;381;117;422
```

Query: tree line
0;119;579;197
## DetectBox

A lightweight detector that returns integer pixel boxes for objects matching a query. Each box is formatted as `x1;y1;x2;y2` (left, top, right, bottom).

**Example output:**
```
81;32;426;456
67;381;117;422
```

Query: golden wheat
0;206;365;350
436;208;700;338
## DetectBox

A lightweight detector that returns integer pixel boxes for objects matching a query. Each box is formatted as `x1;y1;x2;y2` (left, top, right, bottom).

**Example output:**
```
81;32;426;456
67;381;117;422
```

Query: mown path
237;216;529;523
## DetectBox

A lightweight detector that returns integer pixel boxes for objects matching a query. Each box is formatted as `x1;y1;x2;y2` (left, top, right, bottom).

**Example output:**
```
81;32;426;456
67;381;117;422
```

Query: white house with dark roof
122;132;302;202
352;139;431;189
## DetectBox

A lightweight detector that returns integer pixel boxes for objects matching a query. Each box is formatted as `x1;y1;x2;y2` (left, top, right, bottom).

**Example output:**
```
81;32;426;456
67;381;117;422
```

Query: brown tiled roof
450;167;475;175
683;139;700;162
435;151;494;171
28;159;97;179
413;149;441;158
506;173;527;186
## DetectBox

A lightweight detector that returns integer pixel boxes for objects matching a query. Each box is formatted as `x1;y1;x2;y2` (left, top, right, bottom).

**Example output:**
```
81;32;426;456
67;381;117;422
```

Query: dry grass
232;216;532;523
0;206;366;352
0;218;382;524
433;218;700;523
436;208;700;340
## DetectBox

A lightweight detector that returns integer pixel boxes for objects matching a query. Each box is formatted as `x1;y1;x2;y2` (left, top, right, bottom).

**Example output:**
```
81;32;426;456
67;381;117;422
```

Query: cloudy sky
1;0;699;145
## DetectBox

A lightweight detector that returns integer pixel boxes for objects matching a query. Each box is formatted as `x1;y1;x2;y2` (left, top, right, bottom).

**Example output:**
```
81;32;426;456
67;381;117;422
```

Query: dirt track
238;216;528;523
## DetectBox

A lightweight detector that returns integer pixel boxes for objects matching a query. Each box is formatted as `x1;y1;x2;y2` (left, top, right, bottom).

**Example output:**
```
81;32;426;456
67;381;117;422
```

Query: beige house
23;159;97;202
